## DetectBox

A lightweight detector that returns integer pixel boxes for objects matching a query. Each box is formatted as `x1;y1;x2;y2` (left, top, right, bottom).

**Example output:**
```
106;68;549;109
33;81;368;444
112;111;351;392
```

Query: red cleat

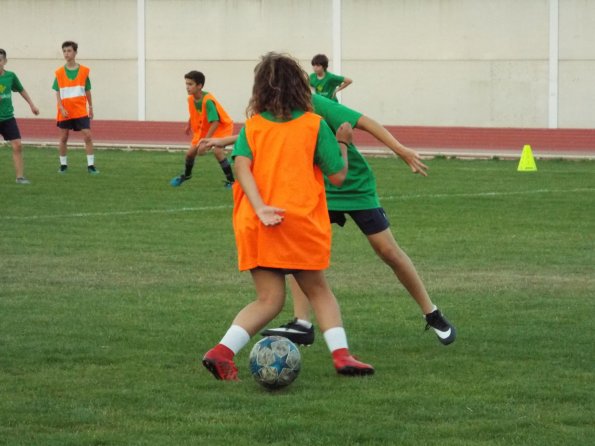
333;349;375;376
202;344;239;381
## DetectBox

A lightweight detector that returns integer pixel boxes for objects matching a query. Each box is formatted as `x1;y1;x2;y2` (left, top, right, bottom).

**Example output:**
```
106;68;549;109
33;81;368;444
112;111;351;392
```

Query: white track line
2;188;594;221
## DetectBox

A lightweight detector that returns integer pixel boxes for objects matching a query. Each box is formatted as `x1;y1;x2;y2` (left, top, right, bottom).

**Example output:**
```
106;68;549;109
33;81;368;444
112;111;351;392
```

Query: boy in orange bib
53;41;98;174
170;71;235;188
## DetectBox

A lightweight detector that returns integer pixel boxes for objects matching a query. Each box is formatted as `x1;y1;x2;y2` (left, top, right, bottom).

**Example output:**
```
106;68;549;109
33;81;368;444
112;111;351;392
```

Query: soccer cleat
170;174;191;187
202;346;239;381
424;309;456;345
15;177;31;184
261;318;315;346
333;351;375;376
87;165;100;175
223;180;234;189
58;165;68;173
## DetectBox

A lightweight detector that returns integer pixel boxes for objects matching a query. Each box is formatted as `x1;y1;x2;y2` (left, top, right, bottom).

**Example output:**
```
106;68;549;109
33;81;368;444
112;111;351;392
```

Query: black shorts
329;208;390;235
0;118;22;141
254;266;303;275
57;116;91;131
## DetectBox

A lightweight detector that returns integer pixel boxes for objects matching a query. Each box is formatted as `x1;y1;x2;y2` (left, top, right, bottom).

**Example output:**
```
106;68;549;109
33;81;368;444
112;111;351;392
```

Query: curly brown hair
247;52;312;120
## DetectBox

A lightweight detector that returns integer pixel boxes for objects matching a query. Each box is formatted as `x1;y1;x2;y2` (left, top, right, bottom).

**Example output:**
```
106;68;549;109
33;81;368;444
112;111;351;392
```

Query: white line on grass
1;205;232;221
379;188;595;202
2;188;593;221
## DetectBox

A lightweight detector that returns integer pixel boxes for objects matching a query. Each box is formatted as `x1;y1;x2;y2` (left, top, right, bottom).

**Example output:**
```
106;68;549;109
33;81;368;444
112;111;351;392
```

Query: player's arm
202;99;221;139
85;90;93;119
327;123;351;185
55;88;68;118
317;121;351;186
355;115;428;176
203;120;219;139
235;155;285;226
334;77;353;96
19;89;39;115
200;134;238;149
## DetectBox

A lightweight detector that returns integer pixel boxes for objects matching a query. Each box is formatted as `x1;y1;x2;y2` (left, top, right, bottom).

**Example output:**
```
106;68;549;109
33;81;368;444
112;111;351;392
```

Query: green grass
1;147;593;445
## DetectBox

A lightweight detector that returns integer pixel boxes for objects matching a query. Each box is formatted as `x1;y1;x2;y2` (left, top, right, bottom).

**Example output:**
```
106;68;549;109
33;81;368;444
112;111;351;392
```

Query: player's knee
11;141;23;153
376;245;405;267
256;293;285;312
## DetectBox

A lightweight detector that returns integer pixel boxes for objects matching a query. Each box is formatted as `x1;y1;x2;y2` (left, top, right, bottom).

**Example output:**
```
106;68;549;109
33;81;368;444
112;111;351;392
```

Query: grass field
1;147;593;445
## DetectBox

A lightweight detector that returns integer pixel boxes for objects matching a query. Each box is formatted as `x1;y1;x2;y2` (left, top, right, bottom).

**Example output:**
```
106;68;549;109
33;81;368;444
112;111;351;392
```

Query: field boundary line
3;188;593;221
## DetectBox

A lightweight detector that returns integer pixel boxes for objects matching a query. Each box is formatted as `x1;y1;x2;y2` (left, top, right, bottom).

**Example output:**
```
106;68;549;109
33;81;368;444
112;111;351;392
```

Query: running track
17;118;595;159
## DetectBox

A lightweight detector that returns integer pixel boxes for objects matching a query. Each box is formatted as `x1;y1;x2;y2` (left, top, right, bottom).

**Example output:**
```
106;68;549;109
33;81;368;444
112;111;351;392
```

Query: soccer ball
249;336;301;389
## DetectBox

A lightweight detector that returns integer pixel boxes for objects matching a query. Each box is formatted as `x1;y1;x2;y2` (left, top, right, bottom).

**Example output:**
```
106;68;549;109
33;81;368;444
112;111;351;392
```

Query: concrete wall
3;0;594;128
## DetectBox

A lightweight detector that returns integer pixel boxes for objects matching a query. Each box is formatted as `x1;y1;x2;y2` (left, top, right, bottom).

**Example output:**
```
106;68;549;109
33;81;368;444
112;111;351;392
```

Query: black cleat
261;318;315;346
424;309;456;345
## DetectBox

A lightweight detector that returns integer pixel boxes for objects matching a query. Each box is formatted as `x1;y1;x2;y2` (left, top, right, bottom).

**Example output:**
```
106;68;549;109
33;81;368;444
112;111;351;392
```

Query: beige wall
4;0;594;128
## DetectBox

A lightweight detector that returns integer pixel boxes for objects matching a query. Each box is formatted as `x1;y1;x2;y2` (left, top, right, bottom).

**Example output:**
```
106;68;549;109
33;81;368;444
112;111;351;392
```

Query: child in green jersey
204;95;456;346
309;54;352;102
262;95;456;346
0;49;40;184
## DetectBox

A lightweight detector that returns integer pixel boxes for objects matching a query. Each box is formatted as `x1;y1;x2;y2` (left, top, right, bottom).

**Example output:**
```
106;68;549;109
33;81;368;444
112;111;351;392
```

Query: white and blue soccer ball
249;336;301;389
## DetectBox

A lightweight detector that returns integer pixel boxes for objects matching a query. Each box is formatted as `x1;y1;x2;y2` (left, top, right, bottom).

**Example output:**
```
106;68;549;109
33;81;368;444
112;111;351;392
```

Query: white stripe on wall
548;0;559;128
332;0;342;102
137;0;146;120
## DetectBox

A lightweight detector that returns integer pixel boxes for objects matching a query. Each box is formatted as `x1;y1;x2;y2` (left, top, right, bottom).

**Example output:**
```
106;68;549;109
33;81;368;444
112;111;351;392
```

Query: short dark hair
62;41;78;52
0;48;6;59
311;54;329;71
184;70;205;86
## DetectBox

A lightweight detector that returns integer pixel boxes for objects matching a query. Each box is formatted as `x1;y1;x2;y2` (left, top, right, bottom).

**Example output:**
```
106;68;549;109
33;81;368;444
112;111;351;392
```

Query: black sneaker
424;309;456;345
170;174;191;187
87;165;100;175
58;165;68;173
261;318;315;346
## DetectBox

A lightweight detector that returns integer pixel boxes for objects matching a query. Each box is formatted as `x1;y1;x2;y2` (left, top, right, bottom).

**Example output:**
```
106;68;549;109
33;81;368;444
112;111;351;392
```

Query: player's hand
88;107;94;119
336;122;353;145
60;106;69;118
31;105;40;116
256;206;285;226
400;146;429;177
184;124;191;135
200;137;224;148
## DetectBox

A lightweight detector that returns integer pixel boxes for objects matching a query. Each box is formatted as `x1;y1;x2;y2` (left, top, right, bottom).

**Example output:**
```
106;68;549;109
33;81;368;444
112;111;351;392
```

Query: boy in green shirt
262;95;456;346
0;49;40;184
309;54;352;102
204;95;457;346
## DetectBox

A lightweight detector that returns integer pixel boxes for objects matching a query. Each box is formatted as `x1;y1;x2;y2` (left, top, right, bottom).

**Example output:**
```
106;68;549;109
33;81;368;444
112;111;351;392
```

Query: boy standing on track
0;48;39;184
53;41;98;174
309;54;352;102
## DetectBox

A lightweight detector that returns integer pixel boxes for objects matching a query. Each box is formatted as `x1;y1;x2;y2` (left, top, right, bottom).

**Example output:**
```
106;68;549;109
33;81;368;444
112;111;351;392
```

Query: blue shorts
0;118;21;141
329;208;390;235
57;116;91;131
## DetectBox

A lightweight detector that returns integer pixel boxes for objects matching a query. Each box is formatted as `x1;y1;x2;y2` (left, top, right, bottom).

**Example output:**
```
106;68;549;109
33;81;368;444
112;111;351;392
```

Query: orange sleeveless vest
233;112;332;271
187;92;234;141
55;65;90;121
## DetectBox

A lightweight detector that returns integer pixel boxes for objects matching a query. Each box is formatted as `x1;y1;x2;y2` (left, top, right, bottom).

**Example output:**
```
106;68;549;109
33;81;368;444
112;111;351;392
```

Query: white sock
296;318;312;329
60;156;67;165
219;324;251;354
323;326;348;352
425;305;438;316
87;154;95;166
